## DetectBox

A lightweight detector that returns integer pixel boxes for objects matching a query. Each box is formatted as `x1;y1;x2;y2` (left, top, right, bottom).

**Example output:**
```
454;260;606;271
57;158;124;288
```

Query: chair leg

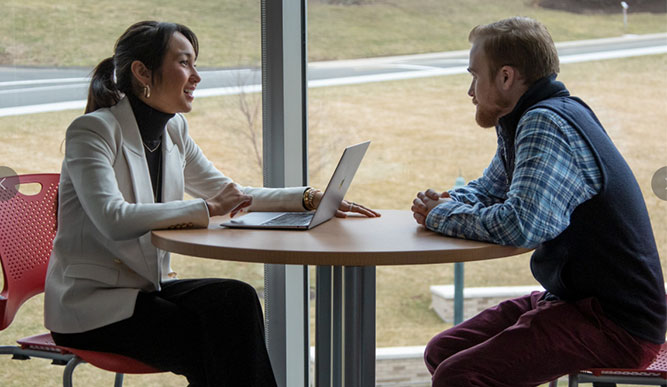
568;373;578;387
63;356;125;387
62;356;85;387
113;373;124;387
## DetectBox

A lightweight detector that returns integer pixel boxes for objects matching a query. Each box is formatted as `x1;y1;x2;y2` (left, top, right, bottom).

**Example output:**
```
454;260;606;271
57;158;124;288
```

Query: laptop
221;141;370;230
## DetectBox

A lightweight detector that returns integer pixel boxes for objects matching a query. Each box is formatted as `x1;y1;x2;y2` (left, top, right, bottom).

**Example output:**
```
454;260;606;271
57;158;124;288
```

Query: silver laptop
221;141;370;230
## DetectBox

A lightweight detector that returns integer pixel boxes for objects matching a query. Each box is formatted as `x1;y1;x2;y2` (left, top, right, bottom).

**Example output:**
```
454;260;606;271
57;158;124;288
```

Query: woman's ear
130;60;152;86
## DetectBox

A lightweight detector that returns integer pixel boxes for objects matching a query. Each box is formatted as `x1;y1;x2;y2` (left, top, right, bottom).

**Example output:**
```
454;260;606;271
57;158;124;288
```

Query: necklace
153;158;161;202
143;140;161;153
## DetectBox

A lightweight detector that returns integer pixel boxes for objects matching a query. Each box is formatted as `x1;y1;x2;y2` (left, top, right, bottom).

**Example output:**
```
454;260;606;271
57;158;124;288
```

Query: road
0;33;665;117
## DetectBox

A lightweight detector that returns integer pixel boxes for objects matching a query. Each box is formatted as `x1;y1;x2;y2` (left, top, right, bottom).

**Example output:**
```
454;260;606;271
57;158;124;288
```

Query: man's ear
497;65;517;91
130;60;152;86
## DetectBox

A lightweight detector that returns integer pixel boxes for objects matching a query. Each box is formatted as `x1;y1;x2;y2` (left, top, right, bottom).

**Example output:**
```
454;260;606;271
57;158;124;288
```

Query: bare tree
236;72;263;170
222;67;346;180
220;69;263;170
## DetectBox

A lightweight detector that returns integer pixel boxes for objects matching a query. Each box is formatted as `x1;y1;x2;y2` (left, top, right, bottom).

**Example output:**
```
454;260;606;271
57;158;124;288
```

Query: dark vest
528;96;666;344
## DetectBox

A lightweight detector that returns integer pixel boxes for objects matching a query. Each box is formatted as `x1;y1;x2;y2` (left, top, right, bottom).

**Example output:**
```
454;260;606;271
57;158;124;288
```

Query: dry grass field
0;53;665;386
2;0;667;67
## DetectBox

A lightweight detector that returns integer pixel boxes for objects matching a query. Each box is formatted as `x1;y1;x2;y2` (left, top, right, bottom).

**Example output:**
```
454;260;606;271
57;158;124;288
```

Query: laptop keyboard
263;212;314;226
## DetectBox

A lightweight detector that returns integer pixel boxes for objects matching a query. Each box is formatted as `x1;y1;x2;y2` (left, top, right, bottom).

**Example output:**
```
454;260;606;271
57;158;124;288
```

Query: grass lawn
0;53;665;385
1;0;666;67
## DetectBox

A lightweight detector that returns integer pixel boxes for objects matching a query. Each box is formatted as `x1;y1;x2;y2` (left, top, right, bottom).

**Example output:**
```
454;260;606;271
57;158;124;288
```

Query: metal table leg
316;266;376;387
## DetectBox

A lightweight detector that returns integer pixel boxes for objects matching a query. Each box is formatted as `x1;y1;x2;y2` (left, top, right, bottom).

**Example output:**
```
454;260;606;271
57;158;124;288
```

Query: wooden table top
151;210;530;266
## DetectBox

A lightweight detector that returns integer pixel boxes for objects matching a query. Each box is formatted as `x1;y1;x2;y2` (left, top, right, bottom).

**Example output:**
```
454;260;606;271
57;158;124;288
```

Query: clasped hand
411;188;451;226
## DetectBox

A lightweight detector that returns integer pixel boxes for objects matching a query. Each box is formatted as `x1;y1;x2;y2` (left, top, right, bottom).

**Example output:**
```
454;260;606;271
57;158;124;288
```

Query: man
411;17;665;387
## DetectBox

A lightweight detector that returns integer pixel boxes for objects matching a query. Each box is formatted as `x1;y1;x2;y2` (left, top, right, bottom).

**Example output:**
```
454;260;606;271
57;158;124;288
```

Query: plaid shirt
425;108;602;248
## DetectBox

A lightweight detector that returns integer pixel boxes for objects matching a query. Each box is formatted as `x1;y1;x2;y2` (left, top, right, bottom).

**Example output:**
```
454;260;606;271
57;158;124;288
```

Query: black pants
52;278;277;387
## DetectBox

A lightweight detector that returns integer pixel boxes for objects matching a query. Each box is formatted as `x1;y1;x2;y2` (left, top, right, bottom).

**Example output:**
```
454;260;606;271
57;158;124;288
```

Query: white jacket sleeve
175;114;306;212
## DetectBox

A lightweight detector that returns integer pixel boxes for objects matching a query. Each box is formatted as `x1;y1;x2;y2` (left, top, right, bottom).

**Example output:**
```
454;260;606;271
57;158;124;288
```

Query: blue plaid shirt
425;108;602;248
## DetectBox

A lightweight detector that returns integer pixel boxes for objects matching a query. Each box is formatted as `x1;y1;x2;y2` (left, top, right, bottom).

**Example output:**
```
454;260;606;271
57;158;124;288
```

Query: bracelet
308;188;319;210
302;187;319;211
303;188;314;211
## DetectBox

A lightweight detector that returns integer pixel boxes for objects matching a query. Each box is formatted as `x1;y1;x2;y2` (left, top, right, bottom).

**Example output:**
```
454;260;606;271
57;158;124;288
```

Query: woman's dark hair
85;21;199;113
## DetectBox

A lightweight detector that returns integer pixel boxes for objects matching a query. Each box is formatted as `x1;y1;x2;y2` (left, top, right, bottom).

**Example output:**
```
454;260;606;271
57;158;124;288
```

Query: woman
44;21;379;386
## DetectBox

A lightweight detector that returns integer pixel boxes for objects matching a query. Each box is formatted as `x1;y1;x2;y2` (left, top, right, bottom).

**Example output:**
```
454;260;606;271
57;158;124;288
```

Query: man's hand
411;189;451;226
206;184;253;217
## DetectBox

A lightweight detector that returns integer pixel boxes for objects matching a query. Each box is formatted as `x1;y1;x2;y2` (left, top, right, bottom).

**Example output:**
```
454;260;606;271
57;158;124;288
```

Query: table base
316;266;376;387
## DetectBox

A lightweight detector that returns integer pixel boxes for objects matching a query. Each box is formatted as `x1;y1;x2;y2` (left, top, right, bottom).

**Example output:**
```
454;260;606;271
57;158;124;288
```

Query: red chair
0;173;164;387
565;342;667;386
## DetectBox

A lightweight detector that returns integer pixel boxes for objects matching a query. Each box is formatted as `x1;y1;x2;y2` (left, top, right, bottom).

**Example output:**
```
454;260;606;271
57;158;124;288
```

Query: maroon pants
424;291;660;387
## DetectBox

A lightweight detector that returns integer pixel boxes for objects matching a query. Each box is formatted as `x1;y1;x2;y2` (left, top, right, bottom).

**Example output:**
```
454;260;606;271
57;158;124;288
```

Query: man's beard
474;93;512;128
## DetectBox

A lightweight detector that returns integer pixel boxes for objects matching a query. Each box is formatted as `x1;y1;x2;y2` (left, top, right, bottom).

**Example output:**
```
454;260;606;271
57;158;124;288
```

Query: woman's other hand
336;199;381;218
310;189;380;218
206;184;253;217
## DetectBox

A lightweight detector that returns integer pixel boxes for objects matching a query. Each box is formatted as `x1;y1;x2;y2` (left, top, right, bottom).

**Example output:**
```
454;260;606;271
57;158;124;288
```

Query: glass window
307;0;667;379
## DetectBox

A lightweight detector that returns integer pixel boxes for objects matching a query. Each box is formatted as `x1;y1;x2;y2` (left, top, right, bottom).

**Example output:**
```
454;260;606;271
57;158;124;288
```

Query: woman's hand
311;189;381;218
336;199;381;218
206;184;253;217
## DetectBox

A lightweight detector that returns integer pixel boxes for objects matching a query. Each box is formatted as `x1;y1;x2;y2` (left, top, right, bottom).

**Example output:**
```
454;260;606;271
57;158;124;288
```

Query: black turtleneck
127;93;174;203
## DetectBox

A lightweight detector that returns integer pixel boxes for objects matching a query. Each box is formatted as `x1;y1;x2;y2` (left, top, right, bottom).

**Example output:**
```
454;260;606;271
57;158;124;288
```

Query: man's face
467;43;512;128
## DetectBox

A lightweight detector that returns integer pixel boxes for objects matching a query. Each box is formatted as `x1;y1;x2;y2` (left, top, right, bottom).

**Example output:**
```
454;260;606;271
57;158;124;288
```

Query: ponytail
85;57;121;113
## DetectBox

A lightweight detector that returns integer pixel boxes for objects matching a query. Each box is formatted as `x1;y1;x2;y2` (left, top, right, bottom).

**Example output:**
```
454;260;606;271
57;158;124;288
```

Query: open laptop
221;141;370;230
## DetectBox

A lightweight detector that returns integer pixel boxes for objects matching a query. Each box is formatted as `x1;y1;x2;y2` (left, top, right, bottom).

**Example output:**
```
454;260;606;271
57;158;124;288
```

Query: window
1;1;665;385
307;1;666;383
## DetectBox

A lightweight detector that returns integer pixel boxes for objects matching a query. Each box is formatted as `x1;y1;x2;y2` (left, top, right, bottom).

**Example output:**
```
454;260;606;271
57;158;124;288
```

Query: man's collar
498;74;570;134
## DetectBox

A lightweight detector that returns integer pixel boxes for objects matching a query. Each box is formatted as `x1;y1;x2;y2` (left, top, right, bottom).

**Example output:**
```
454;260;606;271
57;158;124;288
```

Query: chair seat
581;368;667;378
18;333;163;374
17;332;70;354
580;342;667;379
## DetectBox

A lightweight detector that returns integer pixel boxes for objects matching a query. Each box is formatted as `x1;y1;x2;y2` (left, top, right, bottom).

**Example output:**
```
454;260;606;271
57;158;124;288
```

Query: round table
152;210;530;387
151;209;528;266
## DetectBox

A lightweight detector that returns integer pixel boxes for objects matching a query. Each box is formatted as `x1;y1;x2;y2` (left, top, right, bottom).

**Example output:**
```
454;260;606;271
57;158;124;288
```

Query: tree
221;69;344;178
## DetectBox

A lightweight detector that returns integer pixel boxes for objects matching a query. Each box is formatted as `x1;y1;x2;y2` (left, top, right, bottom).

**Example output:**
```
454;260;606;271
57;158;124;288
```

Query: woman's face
145;32;201;114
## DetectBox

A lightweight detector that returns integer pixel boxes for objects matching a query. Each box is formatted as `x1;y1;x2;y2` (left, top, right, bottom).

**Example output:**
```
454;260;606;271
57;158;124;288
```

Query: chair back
0;173;59;330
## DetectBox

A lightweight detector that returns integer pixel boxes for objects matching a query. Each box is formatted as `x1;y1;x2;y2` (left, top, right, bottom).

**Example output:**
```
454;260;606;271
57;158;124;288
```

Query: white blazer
44;97;305;333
